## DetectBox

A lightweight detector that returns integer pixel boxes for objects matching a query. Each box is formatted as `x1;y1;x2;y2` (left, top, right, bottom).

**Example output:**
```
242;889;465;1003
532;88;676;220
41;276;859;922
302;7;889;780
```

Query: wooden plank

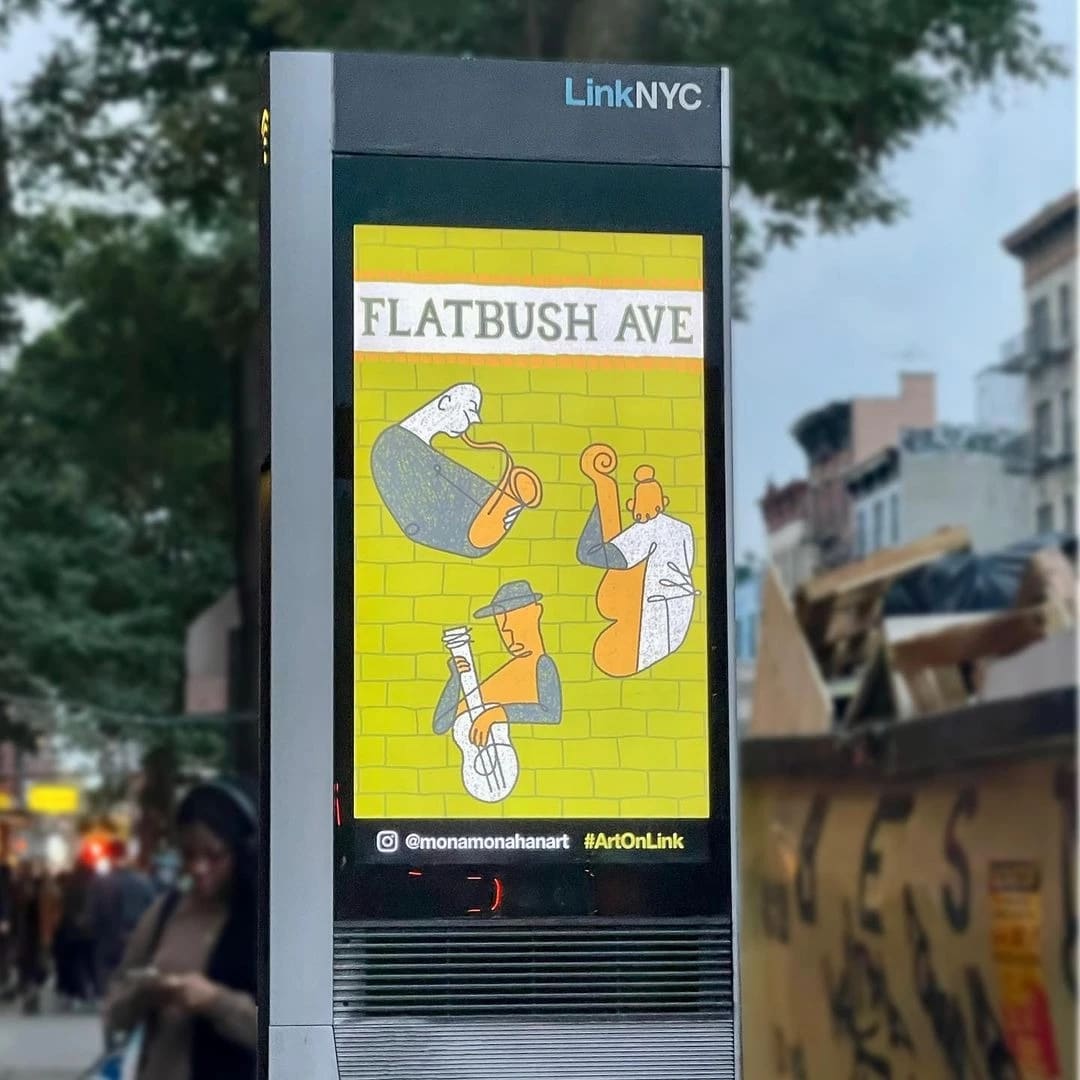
905;666;969;715
749;563;832;738
1014;547;1077;621
797;528;972;677
889;604;1063;673
798;525;970;606
827;636;852;679
886;607;1065;720
824;602;877;646
884;612;998;643
822;627;877;679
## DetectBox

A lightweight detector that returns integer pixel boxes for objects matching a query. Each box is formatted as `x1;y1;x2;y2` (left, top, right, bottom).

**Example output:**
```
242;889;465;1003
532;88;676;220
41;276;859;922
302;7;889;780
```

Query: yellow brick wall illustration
353;225;711;820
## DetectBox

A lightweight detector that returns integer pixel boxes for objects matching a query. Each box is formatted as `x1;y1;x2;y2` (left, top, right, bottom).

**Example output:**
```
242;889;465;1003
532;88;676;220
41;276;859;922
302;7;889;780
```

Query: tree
0;0;1063;770
0;102;20;349
0;388;230;714
0;216;234;766
4;212;243;517
0;0;1063;266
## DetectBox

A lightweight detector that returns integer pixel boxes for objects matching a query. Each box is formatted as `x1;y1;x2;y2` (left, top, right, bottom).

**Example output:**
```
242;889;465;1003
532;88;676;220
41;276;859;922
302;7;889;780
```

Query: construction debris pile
750;526;1078;737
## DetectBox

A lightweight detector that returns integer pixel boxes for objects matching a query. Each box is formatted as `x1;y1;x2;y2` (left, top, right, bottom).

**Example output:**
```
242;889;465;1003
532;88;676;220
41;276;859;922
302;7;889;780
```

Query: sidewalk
0;1005;102;1080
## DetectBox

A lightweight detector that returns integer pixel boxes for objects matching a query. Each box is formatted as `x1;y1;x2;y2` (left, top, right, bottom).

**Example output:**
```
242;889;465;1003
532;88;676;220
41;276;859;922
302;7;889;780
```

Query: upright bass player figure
577;443;699;678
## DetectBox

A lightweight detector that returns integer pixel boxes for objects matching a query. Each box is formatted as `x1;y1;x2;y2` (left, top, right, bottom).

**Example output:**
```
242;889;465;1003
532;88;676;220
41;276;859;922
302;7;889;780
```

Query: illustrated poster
353;224;710;822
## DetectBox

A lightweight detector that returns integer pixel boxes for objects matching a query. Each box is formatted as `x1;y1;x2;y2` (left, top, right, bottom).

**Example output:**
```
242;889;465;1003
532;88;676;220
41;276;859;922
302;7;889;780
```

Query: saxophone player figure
371;382;542;559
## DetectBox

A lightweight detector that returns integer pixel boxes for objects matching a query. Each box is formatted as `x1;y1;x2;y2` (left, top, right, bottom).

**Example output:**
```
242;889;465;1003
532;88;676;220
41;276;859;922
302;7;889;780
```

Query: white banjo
442;626;519;803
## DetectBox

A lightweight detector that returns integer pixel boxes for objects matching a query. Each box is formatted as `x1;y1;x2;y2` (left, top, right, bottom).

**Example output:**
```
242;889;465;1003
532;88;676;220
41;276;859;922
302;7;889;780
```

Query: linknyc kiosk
262;51;740;1079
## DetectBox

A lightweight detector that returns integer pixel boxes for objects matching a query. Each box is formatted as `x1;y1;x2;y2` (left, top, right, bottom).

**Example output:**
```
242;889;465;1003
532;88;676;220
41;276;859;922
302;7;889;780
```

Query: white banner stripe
353;281;704;358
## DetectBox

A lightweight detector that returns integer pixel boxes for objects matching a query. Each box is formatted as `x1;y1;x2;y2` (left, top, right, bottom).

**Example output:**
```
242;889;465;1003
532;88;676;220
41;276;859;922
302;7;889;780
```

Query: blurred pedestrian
52;869;74;1003
41;866;62;954
0;861;14;999
54;861;98;1008
12;860;49;1013
105;779;257;1079
89;838;155;991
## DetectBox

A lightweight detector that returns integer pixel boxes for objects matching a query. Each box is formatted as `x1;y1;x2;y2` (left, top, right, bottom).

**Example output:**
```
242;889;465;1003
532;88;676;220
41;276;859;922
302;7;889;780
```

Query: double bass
579;444;648;678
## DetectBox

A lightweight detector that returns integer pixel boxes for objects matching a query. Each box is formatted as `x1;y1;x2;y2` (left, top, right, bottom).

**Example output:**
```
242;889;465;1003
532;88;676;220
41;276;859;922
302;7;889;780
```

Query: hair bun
633;465;656;482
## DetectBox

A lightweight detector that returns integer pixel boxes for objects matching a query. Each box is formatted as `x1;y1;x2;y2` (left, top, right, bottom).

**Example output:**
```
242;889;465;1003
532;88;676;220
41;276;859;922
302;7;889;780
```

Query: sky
1;2;1077;555
730;0;1076;555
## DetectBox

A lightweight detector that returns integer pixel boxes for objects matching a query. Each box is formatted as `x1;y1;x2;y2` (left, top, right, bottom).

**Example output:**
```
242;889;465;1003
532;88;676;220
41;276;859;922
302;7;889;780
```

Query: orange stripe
352;350;702;374
353;269;703;291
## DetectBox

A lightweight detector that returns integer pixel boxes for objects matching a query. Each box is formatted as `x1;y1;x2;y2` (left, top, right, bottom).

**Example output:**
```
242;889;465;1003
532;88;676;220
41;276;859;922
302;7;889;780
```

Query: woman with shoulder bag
103;780;257;1080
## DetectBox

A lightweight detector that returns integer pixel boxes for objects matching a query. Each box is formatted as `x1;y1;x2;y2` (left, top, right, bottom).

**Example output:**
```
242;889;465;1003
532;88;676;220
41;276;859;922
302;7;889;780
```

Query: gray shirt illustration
372;425;497;559
370;382;529;559
433;655;563;735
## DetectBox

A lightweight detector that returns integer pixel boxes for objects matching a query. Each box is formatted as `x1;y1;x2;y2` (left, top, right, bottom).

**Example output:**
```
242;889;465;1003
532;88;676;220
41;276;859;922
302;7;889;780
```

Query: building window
889;492;900;545
1065;494;1075;534
1035;400;1053;453
1063;389;1074;453
1061;282;1073;344
1037;502;1054;534
856;507;867;558
748;614;758;661
1030;296;1051;353
872;500;884;552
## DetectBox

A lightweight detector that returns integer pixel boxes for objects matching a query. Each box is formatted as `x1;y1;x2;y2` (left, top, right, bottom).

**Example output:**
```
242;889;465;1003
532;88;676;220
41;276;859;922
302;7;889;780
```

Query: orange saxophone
579;444;647;678
461;433;543;550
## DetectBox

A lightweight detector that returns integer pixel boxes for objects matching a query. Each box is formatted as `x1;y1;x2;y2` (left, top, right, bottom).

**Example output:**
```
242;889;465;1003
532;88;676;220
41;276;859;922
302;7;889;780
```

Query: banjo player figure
433;581;563;749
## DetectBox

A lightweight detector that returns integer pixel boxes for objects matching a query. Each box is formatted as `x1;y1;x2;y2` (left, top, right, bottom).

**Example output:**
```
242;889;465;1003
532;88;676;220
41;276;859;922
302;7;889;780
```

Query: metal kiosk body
263;51;739;1080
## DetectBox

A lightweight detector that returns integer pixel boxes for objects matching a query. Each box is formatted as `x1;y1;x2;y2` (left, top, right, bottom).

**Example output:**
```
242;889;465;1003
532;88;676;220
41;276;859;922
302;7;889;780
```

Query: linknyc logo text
564;76;702;112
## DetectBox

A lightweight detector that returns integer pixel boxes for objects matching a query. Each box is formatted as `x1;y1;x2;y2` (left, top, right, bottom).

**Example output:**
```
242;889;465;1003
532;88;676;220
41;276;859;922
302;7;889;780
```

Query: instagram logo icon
375;830;400;854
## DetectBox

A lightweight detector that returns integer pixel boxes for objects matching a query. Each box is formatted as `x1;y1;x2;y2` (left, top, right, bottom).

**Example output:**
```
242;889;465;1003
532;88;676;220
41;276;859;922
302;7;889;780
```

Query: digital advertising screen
350;223;712;866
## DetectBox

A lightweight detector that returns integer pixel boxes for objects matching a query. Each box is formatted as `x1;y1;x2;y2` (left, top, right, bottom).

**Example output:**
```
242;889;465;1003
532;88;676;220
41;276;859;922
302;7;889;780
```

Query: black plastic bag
883;534;1072;616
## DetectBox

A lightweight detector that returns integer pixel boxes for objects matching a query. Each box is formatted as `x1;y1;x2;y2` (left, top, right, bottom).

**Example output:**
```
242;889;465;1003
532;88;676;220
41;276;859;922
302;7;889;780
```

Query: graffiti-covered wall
740;755;1076;1079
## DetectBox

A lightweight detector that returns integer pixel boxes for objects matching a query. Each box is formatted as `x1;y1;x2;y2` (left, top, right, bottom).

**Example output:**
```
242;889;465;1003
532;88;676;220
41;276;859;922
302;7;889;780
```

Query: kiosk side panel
267;49;337;1072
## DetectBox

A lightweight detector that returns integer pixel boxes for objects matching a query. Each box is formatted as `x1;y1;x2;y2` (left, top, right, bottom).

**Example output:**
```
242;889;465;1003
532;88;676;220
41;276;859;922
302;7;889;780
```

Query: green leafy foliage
6;213;241;524
0;400;230;706
0;217;233;745
0;0;1062;248
0;0;1063;756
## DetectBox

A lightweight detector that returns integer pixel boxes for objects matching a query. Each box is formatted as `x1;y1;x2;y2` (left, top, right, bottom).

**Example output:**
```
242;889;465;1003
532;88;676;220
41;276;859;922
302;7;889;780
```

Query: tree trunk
561;0;661;60
136;741;177;869
228;330;264;779
525;0;543;57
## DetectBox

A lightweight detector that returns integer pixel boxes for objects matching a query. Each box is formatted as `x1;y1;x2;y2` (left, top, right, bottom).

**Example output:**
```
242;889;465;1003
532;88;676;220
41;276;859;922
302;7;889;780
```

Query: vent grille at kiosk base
333;1016;736;1080
332;919;735;1079
333;918;733;1017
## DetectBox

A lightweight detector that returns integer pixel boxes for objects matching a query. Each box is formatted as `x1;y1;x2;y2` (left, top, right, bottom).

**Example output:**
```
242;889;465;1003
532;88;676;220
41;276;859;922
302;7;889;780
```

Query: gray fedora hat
473;580;543;619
